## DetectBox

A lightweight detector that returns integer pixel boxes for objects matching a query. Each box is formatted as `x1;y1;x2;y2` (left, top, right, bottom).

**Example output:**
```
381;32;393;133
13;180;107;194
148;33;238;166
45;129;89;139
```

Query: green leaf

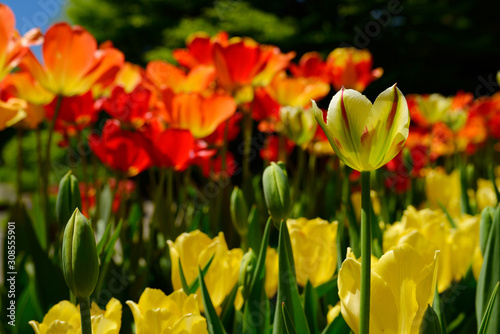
459;163;472;215
97;183;113;224
198;266;227;334
419;304;442;334
188;254;215;293
437;201;457;229
315;278;338;298
476;206;500;334
103;220;123;265
179;253;215;295
243;218;272;334
321;313;349;334
282;303;298;334
304;280;319;334
247;205;262;253
432;287;447;334
220;283;238;330
273;222;310;334
96;219;113;256
478;282;500;334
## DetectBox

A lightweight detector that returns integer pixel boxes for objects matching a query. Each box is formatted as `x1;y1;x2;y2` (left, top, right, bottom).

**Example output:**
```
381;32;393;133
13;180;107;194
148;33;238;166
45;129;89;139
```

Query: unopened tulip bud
230;186;249;237
263;162;291;225
313;84;410;172
279;106;317;147
62;208;99;299
238;249;256;300
56;171;82;225
479;206;495;255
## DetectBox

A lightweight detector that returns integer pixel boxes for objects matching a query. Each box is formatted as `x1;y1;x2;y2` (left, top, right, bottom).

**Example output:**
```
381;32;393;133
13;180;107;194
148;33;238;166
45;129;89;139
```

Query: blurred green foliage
66;0;500;97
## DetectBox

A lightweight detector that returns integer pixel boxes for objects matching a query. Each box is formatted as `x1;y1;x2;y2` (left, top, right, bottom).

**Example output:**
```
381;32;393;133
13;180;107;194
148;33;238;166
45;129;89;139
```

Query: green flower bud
62;208;99;299
263;162;291;225
230;186;249;236
238;249;257;300
56;171;82;225
480;206;495;256
280;106;317;147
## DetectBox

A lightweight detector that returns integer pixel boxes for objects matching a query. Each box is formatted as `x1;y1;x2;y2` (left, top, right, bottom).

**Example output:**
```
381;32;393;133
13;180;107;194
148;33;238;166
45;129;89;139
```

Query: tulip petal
338;256;399;334
365;84;409;168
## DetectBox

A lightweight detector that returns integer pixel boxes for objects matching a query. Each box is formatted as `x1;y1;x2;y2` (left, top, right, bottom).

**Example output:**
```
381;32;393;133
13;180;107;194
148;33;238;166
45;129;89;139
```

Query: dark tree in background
67;0;500;98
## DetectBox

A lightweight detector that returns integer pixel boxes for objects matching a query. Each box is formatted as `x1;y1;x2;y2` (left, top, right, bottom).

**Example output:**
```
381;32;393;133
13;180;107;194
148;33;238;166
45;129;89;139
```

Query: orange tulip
213;37;293;102
326;47;383;92
0;71;54;129
289;52;330;83
20;23;124;96
0;98;26;130
266;71;330;108
146;60;215;93
173;31;229;69
0;4;42;81
159;88;236;138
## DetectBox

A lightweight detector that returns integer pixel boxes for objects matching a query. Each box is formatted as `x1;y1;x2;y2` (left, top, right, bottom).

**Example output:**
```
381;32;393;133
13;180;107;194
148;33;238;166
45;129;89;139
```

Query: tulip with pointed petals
313;85;410;172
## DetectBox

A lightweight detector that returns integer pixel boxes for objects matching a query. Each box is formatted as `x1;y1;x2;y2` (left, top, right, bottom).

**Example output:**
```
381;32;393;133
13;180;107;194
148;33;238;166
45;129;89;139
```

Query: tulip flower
326;47;383;92
0;98;26;131
0;4;42;81
142;118;195;170
0;72;54;129
173;31;229;69
289;52;330;82
20;22;124;97
280;106;318;147
146;60;215;93
263;162;291;225
126;288;208;334
338;245;438;334
89;119;153;176
313;84;410;172
167;231;243;312
383;205;480;293
287;218;338;287
213;37;293;103
265;247;279;298
45;91;97;136
101;85;153;128
29;298;122;334
425;168;461;217
159;88;236;138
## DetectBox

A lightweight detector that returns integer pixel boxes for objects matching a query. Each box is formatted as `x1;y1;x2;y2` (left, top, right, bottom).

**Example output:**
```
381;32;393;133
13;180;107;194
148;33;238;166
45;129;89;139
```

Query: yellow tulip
475;179;498;212
312;84;410;172
327;303;342;324
338;245;438;334
416;94;452;125
383;206;480;293
425;168;461;217
0;98;26;131
126;288;207;334
29;298;121;334
265;246;279;298
351;190;381;223
167;231;243;312
286;218;338;287
279;106;318;147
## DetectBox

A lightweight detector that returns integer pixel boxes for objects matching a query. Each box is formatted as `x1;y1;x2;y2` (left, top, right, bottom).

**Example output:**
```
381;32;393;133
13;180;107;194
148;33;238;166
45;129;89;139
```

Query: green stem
77;131;89;213
16;128;23;201
165;168;174;238
278;132;286;163
42;95;63;239
360;171;371;334
79;297;92;334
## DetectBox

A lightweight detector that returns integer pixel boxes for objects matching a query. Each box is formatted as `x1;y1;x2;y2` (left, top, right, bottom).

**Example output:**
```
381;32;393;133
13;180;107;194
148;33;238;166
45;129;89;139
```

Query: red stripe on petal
386;85;399;131
340;87;350;131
